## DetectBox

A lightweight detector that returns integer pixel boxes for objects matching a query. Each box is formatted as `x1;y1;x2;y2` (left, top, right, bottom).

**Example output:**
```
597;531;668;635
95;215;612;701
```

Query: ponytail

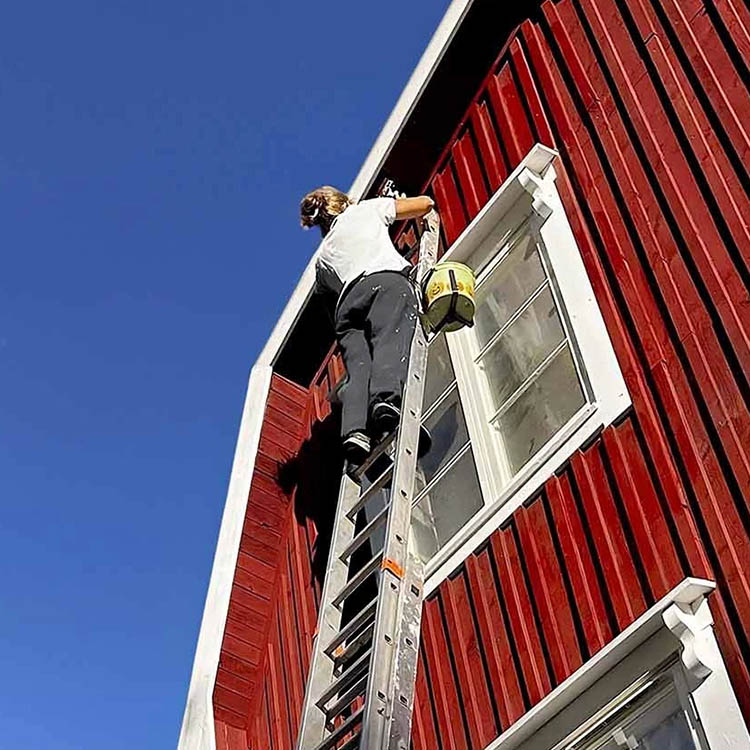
300;186;352;233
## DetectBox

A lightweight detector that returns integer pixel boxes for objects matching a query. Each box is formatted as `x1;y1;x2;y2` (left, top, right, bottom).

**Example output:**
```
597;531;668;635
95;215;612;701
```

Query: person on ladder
300;185;435;469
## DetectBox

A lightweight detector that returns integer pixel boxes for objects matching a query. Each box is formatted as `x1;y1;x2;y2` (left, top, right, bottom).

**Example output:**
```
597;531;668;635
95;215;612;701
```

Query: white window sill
423;400;601;589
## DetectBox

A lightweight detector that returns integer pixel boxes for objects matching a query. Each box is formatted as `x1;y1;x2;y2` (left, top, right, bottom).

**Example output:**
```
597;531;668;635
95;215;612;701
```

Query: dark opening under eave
274;0;535;387
372;0;536;198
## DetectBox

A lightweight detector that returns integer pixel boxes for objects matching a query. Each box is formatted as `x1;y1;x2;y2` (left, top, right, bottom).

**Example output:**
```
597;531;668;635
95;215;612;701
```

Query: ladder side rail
383;212;441;750
296;475;362;749
360;212;439;750
359;325;427;750
384;548;425;750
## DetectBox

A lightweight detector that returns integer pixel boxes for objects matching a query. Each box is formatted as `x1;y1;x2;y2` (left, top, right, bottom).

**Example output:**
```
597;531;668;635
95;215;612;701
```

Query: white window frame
476;578;750;750
423;144;631;590
551;658;709;750
410;354;481;560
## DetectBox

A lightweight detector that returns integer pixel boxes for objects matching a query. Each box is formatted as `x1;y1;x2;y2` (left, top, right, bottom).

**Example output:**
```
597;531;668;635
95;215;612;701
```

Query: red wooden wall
415;0;750;738
242;356;347;750
212;374;308;750
412;419;711;749
214;0;750;746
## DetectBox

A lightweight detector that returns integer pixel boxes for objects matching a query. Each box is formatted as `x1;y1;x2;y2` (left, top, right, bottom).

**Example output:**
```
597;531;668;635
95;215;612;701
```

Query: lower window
559;660;706;750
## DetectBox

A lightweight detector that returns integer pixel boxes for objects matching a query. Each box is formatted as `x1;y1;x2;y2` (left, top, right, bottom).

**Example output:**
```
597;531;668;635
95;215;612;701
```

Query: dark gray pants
335;271;419;438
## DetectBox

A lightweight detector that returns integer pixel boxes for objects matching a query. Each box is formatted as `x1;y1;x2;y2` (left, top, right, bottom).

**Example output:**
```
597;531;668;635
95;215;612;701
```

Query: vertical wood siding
213;374;308;749
213;0;750;747
411;0;750;741
413;418;708;748
243;358;344;750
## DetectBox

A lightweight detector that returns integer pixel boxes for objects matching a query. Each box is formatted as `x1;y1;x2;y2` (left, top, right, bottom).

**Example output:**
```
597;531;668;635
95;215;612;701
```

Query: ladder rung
324;597;378;658
317;649;371;709
334;622;374;669
332;552;383;609
340;504;389;562
353;431;397;479
314;707;364;750
346;465;393;521
332;727;362;750
334;732;361;750
325;673;368;723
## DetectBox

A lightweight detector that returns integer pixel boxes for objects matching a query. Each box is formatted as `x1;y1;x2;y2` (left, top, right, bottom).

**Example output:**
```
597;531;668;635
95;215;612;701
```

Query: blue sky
0;2;447;747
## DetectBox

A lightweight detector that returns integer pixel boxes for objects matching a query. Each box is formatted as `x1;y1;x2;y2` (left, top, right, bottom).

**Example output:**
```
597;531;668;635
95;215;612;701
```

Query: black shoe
342;431;371;466
370;401;401;436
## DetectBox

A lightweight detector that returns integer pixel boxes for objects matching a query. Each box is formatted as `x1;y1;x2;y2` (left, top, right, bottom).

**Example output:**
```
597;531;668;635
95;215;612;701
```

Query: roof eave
256;0;477;369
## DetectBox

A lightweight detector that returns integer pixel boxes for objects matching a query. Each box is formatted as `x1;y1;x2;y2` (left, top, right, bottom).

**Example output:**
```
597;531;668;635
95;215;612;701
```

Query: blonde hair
300;186;352;232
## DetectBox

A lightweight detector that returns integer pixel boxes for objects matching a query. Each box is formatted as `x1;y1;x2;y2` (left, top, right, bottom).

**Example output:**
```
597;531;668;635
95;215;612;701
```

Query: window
413;146;630;585
480;582;750;750
467;224;589;483
411;333;483;561
559;662;706;750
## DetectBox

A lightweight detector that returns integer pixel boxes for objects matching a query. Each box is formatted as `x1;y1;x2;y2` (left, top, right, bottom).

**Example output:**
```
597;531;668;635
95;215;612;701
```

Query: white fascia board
481;577;717;750
178;364;273;750
256;0;478;370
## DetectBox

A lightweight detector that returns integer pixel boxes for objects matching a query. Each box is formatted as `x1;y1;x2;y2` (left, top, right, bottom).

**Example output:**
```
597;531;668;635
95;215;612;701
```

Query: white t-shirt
314;197;409;303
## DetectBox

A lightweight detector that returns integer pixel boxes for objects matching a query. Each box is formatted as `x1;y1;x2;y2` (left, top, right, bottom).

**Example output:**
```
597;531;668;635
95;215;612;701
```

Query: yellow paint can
421;261;476;333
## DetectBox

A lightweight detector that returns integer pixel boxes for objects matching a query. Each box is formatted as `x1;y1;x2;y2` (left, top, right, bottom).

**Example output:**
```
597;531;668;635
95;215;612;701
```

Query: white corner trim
662;599;715;688
178;364;274;750
665;597;750;750
480;578;716;750
255;0;479;372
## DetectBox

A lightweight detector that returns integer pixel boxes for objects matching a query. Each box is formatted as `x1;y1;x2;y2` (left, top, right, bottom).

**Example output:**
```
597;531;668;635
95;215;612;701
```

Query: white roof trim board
178;365;273;750
178;2;477;747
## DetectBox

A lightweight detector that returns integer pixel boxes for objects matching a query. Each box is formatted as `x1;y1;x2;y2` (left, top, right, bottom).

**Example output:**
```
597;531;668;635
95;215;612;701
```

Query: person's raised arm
394;195;435;220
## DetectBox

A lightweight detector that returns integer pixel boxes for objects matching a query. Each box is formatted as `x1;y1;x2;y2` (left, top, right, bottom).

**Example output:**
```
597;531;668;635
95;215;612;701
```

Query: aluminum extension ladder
295;210;440;750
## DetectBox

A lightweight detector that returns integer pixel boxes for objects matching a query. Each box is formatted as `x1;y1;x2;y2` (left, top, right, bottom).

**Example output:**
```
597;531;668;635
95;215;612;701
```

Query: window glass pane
494;345;585;474
423;333;454;409
474;233;546;348
571;676;699;750
479;286;565;410
410;496;439;563
634;708;697;750
411;449;483;562
420;387;469;484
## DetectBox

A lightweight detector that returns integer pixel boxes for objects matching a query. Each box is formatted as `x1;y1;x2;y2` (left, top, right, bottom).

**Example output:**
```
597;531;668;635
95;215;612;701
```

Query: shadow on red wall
280;411;343;591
